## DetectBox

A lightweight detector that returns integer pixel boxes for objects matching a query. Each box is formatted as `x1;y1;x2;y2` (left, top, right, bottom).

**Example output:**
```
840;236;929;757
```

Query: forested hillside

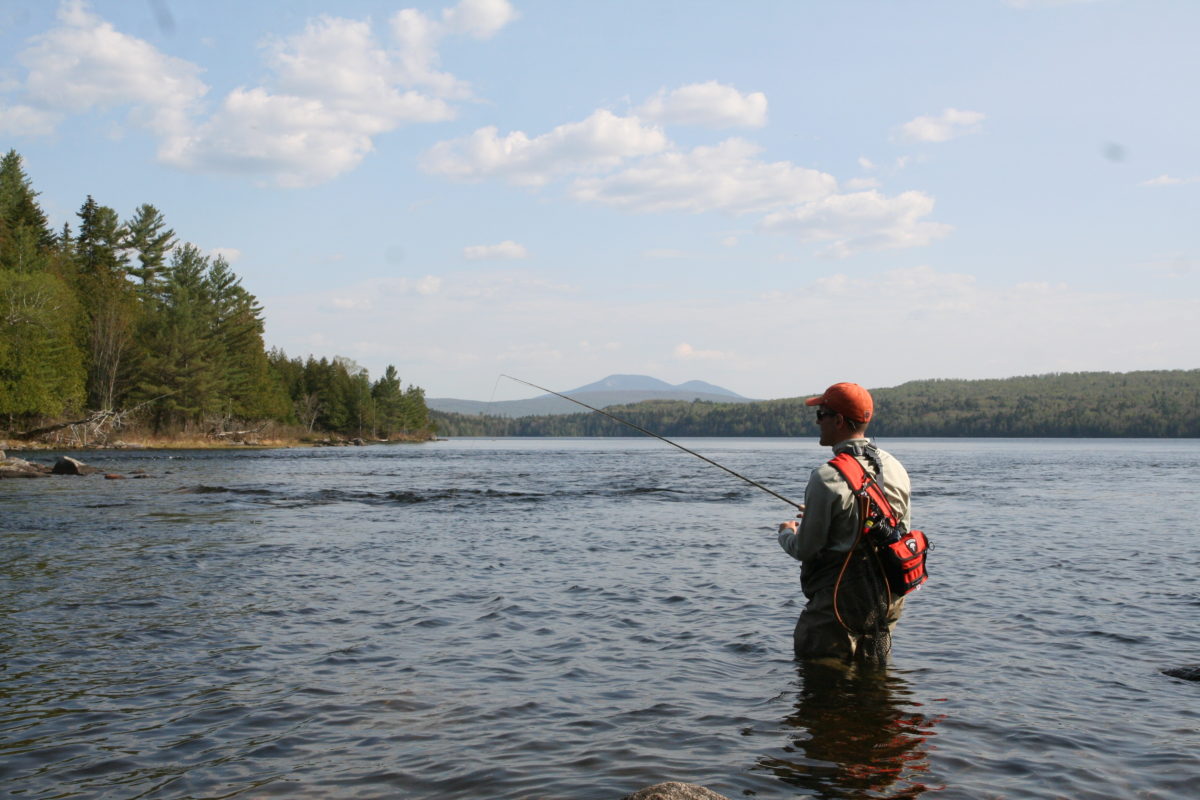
431;370;1200;438
0;149;431;443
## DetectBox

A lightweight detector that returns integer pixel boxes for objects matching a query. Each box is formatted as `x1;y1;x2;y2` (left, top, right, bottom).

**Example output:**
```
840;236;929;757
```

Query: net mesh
833;551;894;666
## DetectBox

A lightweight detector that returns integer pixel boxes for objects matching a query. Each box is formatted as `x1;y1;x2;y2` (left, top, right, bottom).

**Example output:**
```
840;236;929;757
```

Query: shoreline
0;433;438;453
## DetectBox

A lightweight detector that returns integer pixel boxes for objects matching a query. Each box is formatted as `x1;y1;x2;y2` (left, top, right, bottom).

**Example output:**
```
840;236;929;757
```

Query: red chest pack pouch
828;450;930;596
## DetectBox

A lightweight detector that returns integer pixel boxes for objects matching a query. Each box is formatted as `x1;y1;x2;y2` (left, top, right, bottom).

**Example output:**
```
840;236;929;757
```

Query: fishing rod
499;374;803;511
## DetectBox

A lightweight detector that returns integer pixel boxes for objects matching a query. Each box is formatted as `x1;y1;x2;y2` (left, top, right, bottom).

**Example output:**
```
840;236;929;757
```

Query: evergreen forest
0;149;431;444
431;370;1200;438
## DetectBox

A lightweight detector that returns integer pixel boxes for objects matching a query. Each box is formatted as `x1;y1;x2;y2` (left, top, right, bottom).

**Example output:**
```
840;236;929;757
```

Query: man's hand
778;519;800;534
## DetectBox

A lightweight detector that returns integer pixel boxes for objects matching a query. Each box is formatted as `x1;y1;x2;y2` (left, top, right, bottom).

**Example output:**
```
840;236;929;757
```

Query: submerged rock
621;783;732;800
1163;665;1200;681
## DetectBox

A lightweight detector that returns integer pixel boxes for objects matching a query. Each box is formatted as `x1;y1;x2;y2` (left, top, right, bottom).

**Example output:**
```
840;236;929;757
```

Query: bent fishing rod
499;374;803;511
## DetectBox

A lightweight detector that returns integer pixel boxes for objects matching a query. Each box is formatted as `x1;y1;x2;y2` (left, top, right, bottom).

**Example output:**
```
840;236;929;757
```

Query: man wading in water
777;382;912;664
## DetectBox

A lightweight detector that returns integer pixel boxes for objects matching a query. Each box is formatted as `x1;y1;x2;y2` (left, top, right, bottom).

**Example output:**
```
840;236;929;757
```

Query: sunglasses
815;408;838;421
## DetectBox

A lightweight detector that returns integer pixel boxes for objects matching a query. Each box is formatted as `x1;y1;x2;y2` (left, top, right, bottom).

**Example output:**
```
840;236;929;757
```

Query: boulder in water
0;456;50;478
52;456;100;475
1163;665;1200;681
621;783;732;800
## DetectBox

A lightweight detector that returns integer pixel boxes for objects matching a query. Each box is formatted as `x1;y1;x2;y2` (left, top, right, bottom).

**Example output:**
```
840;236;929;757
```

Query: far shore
1;432;438;452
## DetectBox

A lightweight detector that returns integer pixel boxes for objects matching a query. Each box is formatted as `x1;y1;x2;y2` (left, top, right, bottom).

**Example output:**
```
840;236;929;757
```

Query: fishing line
499;374;803;511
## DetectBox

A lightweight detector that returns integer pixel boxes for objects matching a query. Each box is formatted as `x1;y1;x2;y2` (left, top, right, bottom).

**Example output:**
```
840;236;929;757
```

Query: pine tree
0;150;54;272
75;196;138;410
207;256;289;421
372;365;404;437
123;203;176;290
134;243;222;431
0;270;87;424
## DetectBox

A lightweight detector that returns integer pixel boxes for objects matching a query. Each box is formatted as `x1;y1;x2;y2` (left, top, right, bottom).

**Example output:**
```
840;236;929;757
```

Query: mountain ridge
427;374;752;418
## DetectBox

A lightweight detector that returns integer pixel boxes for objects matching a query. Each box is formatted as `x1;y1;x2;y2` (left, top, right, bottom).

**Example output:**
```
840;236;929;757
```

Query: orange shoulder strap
827;451;898;527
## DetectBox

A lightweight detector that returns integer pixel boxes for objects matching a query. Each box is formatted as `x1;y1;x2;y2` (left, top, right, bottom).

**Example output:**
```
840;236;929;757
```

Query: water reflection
757;662;939;799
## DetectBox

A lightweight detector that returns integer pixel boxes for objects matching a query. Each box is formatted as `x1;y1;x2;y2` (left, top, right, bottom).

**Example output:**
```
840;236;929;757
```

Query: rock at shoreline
1163;665;1200;681
52;456;100;475
621;783;731;800
0;456;51;478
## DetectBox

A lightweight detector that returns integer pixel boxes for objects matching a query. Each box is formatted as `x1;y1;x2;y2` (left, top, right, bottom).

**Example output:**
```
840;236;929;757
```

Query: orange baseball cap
805;382;873;423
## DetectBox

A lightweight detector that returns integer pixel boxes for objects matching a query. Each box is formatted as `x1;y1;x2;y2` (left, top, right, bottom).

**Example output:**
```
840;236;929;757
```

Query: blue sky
2;0;1196;401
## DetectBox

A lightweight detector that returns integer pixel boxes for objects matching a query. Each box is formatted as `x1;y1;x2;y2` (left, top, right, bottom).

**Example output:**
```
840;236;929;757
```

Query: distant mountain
563;374;743;398
432;369;1200;438
427;374;752;418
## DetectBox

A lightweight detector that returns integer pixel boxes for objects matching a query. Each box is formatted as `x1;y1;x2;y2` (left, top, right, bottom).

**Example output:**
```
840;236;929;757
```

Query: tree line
0;149;431;441
430;370;1200;438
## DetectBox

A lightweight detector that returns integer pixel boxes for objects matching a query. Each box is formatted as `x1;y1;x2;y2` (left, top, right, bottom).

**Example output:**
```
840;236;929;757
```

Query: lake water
2;437;1198;799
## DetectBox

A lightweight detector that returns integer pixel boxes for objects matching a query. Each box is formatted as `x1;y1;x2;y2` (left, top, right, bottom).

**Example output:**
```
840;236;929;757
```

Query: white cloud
332;296;373;310
1140;174;1199;187
164;7;483;186
324;275;442;313
3;1;514;187
463;240;528;260
643;248;687;259
844;176;880;190
898;108;985;143
421;110;668;186
441;0;519;38
674;342;730;361
759;190;952;256
571;138;836;214
208;247;242;263
13;0;206;135
416;275;442;294
424;110;947;258
388;0;514;98
162;88;385;187
637;81;767;128
266;15;453;121
0;102;60;136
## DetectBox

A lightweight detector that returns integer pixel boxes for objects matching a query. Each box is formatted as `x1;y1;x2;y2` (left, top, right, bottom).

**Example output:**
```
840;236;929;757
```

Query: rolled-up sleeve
778;467;836;562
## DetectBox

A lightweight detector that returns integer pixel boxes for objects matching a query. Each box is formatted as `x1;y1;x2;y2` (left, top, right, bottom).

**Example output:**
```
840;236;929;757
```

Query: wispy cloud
897;108;986;143
208;247;242;263
571;138;835;215
421;110;669;186
637;81;767;129
463;240;528;260
674;342;731;361
759;190;952;257
1140;174;1200;187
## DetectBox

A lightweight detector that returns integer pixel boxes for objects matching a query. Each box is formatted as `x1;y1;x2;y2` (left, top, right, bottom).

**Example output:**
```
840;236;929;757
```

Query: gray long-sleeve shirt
778;438;911;597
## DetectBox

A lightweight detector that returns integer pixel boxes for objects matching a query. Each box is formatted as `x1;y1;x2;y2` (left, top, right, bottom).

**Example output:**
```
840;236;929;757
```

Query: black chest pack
828;450;930;596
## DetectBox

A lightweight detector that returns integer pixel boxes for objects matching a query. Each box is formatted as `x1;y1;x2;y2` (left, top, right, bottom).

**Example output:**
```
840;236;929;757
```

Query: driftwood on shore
15;408;132;447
